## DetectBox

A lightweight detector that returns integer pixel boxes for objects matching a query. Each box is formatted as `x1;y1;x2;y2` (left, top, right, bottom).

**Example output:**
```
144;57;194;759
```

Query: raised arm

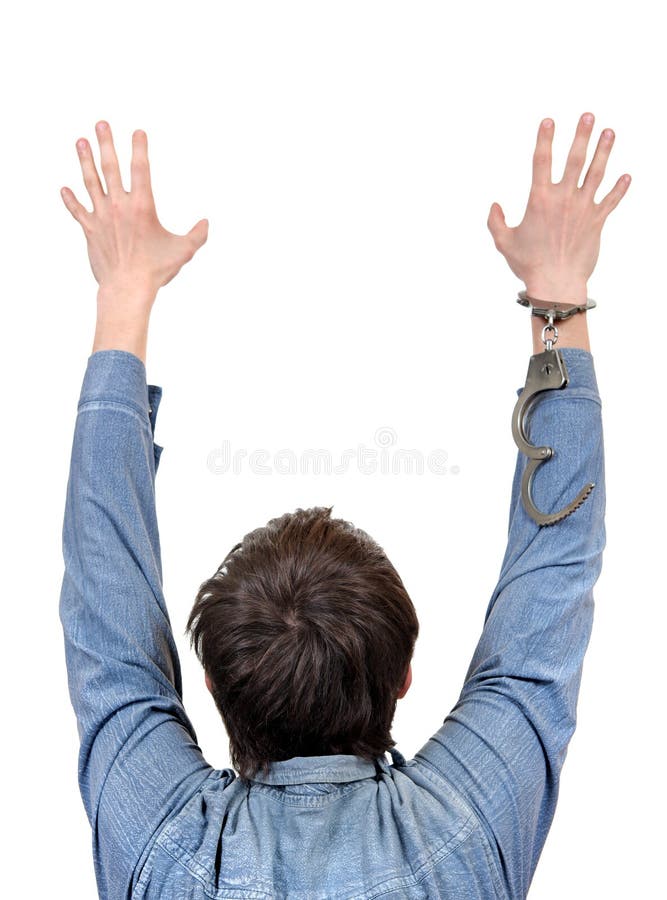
414;113;630;898
58;122;216;899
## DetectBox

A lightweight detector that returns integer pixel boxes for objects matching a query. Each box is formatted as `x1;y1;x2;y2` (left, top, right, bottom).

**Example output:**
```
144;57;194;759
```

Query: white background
1;2;663;897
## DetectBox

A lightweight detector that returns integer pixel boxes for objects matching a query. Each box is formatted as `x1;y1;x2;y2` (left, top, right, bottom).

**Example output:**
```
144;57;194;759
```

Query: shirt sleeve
413;347;606;899
59;349;215;900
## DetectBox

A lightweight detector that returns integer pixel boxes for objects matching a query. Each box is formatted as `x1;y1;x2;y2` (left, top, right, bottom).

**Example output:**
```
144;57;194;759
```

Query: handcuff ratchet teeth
511;292;597;527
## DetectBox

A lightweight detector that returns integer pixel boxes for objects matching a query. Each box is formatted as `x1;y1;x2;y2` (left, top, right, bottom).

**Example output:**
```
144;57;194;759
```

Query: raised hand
61;121;208;298
487;112;631;304
61;121;209;362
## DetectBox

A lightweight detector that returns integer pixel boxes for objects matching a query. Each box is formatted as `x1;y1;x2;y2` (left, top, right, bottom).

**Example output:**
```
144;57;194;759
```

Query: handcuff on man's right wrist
511;290;597;528
517;289;597;351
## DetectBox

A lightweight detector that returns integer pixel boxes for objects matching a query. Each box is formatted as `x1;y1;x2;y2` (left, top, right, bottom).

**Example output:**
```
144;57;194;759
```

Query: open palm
60;120;208;298
488;112;631;302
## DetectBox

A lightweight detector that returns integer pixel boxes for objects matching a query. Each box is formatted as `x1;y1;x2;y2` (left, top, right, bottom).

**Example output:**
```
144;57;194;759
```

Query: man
59;113;630;899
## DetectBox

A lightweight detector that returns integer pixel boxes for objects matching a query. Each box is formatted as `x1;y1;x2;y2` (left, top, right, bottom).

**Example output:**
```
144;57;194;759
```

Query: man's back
132;750;502;899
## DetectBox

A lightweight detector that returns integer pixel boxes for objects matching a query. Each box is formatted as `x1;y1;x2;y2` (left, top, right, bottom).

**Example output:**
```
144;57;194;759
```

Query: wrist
531;310;590;354
523;280;589;305
92;317;150;363
97;280;157;311
93;284;155;364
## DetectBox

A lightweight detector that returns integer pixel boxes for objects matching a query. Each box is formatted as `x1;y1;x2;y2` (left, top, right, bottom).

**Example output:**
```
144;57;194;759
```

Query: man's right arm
413;112;629;897
414;342;605;897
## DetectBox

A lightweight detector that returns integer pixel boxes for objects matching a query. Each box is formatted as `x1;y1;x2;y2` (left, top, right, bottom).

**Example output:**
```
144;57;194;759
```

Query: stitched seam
337;814;478;900
156;835;273;898
158;832;291;899
262;767;369;779
78;398;151;429
255;762;375;783
525;390;601;407
157;824;482;900
248;779;369;808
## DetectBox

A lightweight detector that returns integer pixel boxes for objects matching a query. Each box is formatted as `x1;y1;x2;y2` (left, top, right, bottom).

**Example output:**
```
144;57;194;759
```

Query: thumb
487;202;508;248
187;218;209;251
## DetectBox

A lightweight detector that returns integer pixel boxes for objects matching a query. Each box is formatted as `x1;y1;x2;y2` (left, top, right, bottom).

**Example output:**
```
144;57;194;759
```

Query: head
186;505;419;782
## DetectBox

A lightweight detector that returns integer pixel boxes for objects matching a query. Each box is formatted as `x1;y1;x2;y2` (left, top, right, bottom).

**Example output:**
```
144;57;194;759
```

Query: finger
561;112;595;187
60;186;92;228
185;218;209;253
596;173;632;218
581;128;615;197
76;138;105;209
532;118;554;187
487;202;509;249
95;120;125;197
130;129;155;207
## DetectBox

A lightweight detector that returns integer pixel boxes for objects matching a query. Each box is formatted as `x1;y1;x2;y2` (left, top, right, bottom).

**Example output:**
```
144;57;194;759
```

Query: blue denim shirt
59;347;605;900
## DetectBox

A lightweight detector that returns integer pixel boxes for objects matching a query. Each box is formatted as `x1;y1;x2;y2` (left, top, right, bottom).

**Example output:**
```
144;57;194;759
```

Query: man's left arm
59;348;214;897
58;120;215;899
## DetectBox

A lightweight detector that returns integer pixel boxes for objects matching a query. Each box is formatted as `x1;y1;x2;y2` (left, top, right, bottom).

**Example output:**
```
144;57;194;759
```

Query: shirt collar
248;748;407;785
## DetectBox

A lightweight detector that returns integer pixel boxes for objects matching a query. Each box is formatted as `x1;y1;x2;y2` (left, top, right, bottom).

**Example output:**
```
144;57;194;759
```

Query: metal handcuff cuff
511;290;596;527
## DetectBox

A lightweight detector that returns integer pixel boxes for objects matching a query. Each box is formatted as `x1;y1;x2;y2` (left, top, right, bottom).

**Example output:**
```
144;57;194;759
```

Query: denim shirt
59;347;605;900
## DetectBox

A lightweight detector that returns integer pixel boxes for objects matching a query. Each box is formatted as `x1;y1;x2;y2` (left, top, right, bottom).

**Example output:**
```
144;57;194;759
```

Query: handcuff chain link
541;312;558;351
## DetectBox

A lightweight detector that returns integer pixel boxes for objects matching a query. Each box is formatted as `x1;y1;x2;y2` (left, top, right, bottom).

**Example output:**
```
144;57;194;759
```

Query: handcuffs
511;290;596;527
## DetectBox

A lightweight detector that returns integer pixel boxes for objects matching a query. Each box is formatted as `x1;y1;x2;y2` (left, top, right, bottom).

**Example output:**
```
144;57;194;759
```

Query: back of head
186;505;419;782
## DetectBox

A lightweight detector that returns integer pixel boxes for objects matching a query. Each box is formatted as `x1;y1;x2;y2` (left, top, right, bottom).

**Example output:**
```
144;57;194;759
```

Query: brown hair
186;505;419;782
